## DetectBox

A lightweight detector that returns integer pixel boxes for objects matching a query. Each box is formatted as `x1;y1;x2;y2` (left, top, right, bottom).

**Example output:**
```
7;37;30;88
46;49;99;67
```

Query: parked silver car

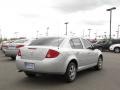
16;37;103;82
5;39;32;59
1;41;11;53
109;44;120;53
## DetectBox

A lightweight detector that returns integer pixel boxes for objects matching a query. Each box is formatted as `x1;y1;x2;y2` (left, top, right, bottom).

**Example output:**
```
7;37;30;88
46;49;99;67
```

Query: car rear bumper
16;56;66;75
5;49;18;57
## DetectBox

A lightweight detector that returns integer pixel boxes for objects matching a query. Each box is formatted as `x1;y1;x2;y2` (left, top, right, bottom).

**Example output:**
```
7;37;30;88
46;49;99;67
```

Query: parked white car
109;44;120;53
1;41;13;53
16;37;103;82
5;39;33;60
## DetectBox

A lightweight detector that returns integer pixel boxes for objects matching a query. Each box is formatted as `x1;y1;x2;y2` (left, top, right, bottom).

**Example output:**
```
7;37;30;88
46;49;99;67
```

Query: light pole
82;30;85;38
46;27;49;36
116;31;118;39
0;29;2;41
104;32;107;39
94;32;97;39
116;25;120;39
64;22;68;36
36;30;39;39
88;29;91;39
106;7;116;40
14;32;18;38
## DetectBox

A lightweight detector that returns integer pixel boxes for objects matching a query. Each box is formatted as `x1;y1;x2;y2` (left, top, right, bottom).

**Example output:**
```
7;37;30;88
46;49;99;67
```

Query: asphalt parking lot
0;50;120;90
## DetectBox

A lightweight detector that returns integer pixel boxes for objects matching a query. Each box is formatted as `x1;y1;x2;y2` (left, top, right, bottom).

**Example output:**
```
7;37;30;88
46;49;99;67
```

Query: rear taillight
45;49;60;58
17;49;21;56
16;45;24;48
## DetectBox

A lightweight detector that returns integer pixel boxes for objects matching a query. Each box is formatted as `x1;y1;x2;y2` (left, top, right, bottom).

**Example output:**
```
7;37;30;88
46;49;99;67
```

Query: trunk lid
20;46;58;60
8;43;22;49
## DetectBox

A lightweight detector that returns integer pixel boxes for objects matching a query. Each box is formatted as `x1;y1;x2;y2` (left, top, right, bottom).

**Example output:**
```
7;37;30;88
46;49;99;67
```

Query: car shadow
76;67;99;79
15;67;101;87
0;55;15;62
15;74;66;87
0;51;15;62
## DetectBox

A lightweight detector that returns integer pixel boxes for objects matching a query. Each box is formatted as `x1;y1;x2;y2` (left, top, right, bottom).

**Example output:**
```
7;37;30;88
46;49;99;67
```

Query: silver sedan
5;39;32;60
16;37;103;82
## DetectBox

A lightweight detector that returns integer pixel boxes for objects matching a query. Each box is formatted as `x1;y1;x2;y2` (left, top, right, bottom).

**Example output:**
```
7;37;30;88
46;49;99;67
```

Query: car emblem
30;51;33;56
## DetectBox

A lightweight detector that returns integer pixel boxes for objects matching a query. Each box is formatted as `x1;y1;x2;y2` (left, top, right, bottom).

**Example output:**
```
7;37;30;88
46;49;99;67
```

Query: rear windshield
14;39;28;43
29;37;64;47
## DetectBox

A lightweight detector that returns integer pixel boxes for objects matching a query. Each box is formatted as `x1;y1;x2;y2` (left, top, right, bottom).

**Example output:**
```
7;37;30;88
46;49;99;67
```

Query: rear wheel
98;47;103;52
11;57;16;60
95;56;103;70
24;72;36;78
65;62;77;82
114;47;120;53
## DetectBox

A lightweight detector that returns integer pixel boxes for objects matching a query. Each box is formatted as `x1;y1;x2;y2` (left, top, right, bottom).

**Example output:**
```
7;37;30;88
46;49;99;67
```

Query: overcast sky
0;0;120;39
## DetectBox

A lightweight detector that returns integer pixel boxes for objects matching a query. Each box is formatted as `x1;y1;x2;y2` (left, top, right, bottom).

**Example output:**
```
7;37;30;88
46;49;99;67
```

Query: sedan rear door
69;38;89;67
81;39;98;65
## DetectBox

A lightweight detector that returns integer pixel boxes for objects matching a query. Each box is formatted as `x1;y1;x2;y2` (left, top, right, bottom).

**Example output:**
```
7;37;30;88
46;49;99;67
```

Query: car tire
11;57;16;60
98;47;103;52
95;56;103;70
114;47;120;53
24;72;36;78
65;62;77;82
4;52;7;56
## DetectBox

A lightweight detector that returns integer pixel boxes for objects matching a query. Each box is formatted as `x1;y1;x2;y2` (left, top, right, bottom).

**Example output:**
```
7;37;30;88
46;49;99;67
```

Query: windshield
29;37;64;47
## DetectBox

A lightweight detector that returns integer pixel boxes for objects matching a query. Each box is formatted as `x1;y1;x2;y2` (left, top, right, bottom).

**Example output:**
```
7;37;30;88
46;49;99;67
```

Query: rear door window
70;38;83;49
82;39;93;49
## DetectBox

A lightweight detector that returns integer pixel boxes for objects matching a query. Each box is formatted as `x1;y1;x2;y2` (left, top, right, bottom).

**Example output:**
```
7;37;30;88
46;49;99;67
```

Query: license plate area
25;62;35;70
9;46;15;49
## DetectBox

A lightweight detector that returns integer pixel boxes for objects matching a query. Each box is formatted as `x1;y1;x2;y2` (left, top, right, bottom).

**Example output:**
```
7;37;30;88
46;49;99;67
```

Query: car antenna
58;38;60;49
58;29;60;49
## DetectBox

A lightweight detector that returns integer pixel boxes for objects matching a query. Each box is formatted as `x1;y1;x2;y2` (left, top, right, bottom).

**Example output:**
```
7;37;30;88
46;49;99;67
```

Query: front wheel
64;62;77;82
95;57;103;70
114;47;120;53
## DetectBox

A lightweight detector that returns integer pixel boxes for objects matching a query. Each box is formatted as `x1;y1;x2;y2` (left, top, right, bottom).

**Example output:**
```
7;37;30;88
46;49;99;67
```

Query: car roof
37;36;82;40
